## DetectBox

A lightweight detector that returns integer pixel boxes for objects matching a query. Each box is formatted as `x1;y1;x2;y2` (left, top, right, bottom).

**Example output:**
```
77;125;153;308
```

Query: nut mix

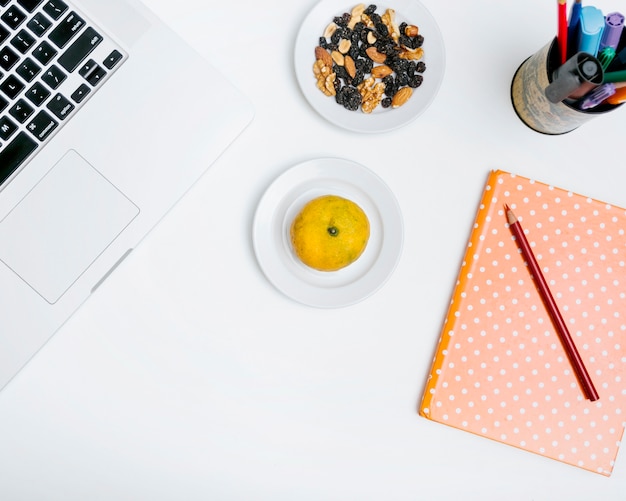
313;3;426;113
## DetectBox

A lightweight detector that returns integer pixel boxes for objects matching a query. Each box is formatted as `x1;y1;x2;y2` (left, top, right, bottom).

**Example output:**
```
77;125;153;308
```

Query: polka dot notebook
419;170;626;476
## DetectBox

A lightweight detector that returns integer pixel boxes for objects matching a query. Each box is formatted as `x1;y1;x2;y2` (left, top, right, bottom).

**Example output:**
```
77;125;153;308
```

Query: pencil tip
504;204;517;225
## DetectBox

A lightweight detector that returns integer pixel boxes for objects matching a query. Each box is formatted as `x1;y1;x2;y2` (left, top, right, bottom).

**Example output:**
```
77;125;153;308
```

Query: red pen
558;0;568;64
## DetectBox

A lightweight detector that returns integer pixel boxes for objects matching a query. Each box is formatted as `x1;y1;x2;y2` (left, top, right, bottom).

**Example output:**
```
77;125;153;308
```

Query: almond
391;86;413;108
344;55;357;78
365;46;387;63
371;64;393;78
314;46;332;67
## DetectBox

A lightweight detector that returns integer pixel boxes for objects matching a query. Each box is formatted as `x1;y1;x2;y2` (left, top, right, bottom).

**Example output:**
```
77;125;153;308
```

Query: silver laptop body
0;0;254;389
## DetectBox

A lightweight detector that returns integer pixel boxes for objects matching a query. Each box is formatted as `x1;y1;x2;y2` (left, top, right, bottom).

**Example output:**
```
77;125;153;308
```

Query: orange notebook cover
420;170;626;476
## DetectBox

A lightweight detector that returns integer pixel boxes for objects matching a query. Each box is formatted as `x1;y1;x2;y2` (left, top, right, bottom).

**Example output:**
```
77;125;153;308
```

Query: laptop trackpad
0;150;139;304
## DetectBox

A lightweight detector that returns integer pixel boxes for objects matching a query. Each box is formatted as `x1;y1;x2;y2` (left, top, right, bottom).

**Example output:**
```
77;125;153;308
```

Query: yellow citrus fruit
290;195;370;272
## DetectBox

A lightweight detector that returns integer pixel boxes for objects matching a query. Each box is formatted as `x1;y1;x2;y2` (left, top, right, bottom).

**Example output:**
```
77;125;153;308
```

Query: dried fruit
313;3;427;113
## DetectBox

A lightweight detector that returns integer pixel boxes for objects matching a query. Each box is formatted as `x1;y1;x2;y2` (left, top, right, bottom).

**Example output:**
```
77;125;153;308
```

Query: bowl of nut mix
295;1;445;133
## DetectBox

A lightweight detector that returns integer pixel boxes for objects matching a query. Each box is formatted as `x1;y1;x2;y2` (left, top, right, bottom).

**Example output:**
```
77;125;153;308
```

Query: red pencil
505;205;599;402
558;0;568;64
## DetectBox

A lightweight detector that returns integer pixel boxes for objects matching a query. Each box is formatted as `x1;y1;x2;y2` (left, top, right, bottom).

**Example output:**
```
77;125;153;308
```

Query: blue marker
577;6;606;56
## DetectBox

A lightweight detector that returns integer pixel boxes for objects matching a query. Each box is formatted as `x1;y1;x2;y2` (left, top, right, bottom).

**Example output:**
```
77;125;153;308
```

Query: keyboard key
41;64;65;89
0;132;38;186
103;50;123;69
27;109;58;141
16;57;41;82
17;0;45;12
25;81;50;106
1;74;26;99
32;40;57;65
0;0;11;6
49;11;85;48
27;12;53;37
11;29;36;54
0;115;18;140
0;96;8;112
78;58;97;77
46;92;73;120
70;82;89;103
0;46;20;71
1;6;28;30
86;65;106;86
9;98;34;122
42;0;68;20
0;24;10;44
58;27;102;72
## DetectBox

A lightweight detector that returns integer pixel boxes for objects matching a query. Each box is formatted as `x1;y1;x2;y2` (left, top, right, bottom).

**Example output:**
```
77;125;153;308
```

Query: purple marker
599;12;625;52
580;83;617;109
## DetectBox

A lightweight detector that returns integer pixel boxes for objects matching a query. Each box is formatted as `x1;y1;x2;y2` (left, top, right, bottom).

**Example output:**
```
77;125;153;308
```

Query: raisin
408;75;424;88
335;65;349;81
313;3;427;113
352;69;365;87
341;86;362;111
399;34;412;48
375;23;389;38
382;75;397;97
364;4;377;15
333;14;348;27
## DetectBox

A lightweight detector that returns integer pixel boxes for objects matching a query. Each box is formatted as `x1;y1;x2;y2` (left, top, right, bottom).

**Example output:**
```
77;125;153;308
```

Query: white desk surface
1;0;625;499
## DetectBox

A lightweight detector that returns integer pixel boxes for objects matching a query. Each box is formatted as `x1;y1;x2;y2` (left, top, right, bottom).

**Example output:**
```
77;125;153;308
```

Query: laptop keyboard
0;0;126;188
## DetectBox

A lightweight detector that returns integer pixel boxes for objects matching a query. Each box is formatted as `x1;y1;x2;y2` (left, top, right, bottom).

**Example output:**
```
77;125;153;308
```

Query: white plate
294;0;445;133
253;158;403;308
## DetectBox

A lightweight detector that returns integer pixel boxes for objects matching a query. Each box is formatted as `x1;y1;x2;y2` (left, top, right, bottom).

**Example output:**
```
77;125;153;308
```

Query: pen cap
545;52;603;103
599;12;625;52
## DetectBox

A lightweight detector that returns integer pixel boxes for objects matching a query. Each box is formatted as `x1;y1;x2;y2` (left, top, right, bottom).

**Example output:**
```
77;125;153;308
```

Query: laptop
0;0;254;389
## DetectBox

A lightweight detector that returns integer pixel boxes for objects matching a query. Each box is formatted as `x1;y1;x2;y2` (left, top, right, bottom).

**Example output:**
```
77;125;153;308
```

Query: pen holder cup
511;38;621;134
